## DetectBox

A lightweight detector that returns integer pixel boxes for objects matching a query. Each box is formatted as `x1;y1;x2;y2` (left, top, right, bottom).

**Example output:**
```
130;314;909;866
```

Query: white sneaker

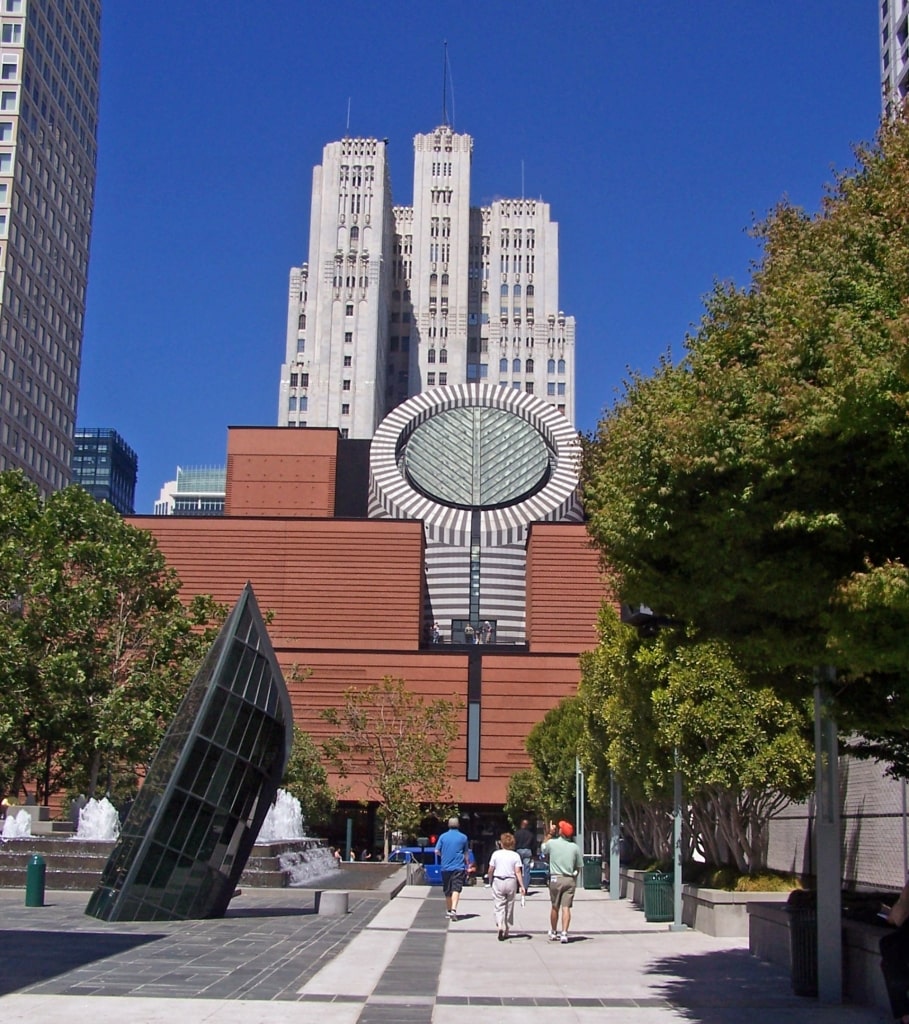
548;929;558;941
560;932;569;944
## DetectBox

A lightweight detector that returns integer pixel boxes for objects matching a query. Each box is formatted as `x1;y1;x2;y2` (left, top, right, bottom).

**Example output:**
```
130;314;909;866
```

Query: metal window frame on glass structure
86;582;293;922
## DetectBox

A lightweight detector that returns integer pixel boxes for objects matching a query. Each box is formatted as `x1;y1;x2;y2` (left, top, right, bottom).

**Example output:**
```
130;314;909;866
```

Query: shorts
442;869;466;895
549;874;577;908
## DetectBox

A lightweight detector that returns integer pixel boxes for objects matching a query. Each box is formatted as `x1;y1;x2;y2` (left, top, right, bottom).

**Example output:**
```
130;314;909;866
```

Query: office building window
342;379;351;391
341;403;350;415
0;92;15;112
427;372;435;385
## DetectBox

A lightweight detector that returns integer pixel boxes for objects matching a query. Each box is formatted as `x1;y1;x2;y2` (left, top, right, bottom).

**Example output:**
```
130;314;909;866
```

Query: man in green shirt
541;819;584;943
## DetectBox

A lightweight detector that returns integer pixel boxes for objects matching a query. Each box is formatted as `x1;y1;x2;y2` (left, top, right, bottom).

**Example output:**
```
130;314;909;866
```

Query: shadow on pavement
0;930;162;996
647;948;804;1020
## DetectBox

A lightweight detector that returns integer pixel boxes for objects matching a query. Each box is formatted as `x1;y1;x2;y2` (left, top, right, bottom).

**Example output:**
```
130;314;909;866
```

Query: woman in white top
486;832;526;940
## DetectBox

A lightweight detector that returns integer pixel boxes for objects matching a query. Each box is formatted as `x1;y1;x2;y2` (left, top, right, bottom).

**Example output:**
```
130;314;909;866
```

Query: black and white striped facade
368;384;582;643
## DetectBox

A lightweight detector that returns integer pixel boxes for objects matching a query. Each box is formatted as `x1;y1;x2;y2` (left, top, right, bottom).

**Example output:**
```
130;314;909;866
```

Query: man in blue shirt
435;816;469;920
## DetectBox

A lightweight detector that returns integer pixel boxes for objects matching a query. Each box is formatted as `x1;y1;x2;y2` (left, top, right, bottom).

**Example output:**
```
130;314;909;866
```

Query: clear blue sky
76;2;882;513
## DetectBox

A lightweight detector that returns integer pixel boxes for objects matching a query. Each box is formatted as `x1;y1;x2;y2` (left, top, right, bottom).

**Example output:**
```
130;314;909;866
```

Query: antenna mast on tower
441;41;449;126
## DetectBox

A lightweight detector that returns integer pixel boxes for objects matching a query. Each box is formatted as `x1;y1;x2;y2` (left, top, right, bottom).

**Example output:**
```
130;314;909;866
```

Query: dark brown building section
225;426;340;518
526;523;606;652
131;427;607;806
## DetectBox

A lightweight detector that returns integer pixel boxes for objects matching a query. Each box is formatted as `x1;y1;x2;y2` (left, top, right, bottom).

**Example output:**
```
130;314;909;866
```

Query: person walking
514;818;535;891
487;832;526;940
435;816;470;921
542;819;584;943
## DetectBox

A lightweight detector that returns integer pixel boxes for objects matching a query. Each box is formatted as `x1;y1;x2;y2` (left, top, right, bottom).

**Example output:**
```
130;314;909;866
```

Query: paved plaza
0;881;892;1023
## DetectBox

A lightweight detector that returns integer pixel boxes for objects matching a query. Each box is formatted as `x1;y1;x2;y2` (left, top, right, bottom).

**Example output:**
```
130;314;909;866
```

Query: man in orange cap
541;820;584;943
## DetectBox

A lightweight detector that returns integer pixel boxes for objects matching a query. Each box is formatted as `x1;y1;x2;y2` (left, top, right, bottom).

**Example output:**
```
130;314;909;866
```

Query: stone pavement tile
299;926;404;996
0;994;366;1023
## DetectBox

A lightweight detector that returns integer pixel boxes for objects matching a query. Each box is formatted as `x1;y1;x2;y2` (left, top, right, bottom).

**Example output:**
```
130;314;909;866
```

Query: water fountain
1;808;32;839
257;788;307;842
74;797;120;841
254;788;339;886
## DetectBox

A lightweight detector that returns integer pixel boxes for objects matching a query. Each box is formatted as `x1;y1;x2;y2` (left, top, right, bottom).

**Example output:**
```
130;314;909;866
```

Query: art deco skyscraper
0;0;101;493
881;0;909;116
278;124;576;436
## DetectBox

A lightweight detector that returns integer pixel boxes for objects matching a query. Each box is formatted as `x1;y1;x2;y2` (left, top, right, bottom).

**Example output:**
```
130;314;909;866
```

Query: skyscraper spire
441;41;449;127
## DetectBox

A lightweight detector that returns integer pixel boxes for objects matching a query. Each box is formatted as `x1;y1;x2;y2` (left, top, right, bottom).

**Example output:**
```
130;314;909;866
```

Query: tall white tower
0;0;102;494
881;0;909;117
278;124;576;432
278;137;394;438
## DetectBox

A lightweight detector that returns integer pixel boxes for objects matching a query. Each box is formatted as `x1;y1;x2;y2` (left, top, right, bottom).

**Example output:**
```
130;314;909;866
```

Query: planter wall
746;900;892;1014
620;868;789;937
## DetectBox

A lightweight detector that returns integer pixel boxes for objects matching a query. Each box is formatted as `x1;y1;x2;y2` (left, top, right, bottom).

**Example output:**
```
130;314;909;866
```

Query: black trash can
787;891;818;997
583;854;601;890
642;871;673;922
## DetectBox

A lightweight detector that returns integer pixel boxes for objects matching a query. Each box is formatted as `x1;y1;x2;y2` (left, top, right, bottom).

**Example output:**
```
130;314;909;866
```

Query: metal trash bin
642;871;673;922
787;891;818;997
583;854;602;890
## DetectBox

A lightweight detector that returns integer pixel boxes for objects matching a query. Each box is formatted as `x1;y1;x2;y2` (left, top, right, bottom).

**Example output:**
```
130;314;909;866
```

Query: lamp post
621;605;687;931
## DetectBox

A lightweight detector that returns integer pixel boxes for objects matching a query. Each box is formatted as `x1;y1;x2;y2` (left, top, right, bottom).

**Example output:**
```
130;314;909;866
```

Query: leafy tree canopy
579;605;815;870
582;115;909;739
0;471;225;802
282;725;336;829
525;696;589;821
321;676;462;854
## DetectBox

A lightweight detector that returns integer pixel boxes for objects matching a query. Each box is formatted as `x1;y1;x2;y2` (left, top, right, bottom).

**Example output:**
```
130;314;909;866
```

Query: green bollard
25;853;46;907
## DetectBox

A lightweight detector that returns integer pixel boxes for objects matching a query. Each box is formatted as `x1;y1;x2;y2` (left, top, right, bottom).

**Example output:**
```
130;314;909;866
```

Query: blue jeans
517;848;532;887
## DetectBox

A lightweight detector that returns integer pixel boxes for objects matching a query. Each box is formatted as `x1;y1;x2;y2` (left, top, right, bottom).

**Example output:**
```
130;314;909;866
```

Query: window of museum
525;358;534;373
427;372;435;385
525;382;534;394
439;349;447;363
439;373;447;385
428;348;436;363
547;382;555;396
558;383;566;396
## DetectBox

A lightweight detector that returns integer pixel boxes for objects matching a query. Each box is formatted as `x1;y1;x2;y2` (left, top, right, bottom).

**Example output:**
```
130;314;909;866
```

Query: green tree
581;114;909;755
525;696;588;821
321;676;462;855
0;471;225;801
579;605;815;871
503;768;544;829
282;725;336;829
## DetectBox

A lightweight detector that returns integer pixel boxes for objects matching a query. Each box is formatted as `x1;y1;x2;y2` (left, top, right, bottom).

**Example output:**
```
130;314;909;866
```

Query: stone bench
315;889;349;915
